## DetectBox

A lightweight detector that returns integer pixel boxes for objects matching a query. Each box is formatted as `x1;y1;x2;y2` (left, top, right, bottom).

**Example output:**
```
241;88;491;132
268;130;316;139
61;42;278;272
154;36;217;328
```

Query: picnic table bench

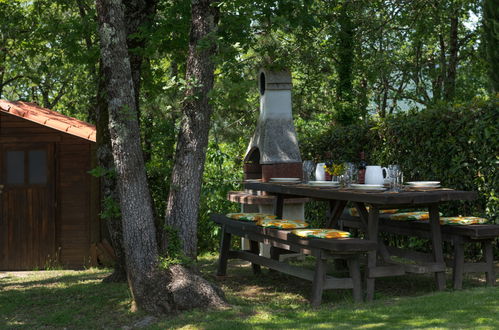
339;212;498;289
211;213;377;306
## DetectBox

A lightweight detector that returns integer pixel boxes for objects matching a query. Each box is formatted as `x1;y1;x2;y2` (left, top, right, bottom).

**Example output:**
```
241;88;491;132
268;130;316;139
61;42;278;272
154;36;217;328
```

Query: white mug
315;163;326;181
365;165;388;185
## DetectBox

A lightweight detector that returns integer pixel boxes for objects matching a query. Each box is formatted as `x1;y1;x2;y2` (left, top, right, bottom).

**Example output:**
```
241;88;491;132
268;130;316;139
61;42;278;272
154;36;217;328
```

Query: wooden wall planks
0;111;99;270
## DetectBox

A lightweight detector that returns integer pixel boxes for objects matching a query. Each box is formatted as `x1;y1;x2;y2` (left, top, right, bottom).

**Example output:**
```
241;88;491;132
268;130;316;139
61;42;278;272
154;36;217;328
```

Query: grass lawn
1;254;498;329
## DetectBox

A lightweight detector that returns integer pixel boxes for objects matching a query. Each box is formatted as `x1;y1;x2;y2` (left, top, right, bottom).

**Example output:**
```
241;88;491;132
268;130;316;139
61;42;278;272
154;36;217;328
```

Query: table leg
249;240;261;274
366;205;380;301
217;226;231;276
326;200;347;228
310;251;327;307
429;204;446;290
484;240;496;286
274;194;284;219
452;236;465;290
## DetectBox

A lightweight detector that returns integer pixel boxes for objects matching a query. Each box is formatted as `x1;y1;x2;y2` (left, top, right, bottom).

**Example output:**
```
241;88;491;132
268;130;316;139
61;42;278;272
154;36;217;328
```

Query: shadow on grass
174;256;499;329
156;286;499;329
0;256;496;329
0;270;143;329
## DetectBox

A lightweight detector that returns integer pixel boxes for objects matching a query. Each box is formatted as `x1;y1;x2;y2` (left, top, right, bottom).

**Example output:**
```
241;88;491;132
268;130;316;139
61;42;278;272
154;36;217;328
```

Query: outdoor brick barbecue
243;69;302;181
228;69;307;221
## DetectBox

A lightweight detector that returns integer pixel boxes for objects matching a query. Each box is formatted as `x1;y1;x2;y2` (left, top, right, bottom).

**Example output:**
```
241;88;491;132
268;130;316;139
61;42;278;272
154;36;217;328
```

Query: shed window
6;151;25;184
28;150;47;184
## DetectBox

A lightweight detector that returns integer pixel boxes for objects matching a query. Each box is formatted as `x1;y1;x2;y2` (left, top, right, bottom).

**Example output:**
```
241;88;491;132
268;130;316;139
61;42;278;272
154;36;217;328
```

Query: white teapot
365;165;388;185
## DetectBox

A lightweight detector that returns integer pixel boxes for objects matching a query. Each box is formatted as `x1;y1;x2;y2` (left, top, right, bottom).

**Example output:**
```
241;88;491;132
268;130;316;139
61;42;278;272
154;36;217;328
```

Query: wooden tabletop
243;182;477;205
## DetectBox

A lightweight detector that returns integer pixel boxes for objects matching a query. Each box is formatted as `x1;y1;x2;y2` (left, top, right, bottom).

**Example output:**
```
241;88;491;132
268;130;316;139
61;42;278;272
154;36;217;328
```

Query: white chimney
245;69;302;169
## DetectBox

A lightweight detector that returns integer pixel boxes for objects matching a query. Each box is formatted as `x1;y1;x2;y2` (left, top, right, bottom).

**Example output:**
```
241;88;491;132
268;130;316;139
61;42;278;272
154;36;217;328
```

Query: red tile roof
0;99;96;142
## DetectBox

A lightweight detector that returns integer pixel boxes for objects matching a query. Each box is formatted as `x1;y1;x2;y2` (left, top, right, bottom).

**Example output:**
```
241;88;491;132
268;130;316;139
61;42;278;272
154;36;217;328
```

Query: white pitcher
315;163;326;181
365;165;388;185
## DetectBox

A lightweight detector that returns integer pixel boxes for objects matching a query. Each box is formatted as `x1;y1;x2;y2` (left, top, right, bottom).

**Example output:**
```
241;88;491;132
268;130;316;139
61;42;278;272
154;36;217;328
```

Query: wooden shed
0;100;101;270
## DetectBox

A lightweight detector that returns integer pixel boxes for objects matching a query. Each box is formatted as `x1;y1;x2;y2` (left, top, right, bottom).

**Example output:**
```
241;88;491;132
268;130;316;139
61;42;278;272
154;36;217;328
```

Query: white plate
269;177;301;182
406;184;441;189
350;184;386;191
308;181;340;186
407;181;440;186
350;184;384;189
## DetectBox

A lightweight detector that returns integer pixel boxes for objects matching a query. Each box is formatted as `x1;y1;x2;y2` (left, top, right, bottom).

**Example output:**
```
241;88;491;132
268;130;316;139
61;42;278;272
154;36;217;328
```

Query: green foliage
100;196;121;220
88;166;120;220
197;140;244;253
159;226;193;267
303;97;499;222
300;121;374;163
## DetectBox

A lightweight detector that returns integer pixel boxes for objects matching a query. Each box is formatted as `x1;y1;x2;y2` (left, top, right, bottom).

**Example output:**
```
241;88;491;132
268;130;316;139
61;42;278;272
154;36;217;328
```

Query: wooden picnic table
243;181;477;300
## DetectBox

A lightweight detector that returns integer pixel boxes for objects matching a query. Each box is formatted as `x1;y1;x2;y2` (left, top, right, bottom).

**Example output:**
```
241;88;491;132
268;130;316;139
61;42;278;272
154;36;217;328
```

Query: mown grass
1;254;498;329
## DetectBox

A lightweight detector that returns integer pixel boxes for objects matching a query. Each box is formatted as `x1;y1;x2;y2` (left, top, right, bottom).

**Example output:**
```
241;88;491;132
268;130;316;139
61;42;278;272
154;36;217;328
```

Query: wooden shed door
0;144;55;270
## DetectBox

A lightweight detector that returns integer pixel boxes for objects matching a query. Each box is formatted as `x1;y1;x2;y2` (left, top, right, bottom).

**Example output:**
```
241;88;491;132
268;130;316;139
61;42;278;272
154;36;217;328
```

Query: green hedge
301;96;499;222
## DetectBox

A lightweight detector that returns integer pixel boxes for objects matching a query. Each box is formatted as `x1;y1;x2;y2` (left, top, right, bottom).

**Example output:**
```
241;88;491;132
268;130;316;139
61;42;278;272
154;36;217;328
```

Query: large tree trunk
95;0;156;282
96;0;160;308
95;61;127;283
76;0;126;281
96;0;227;314
163;0;219;258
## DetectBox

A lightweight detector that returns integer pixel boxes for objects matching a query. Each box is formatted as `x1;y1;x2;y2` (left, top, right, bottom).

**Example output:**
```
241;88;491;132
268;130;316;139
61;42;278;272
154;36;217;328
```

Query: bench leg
365;206;379;302
429;204;446;290
217;226;232;276
249;240;261;274
311;253;327;307
452;236;465;290
347;256;363;303
484;240;496;286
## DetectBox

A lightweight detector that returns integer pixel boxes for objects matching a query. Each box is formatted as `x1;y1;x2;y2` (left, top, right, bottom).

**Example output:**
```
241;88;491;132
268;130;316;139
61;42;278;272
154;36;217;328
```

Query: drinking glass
342;162;356;187
388;165;403;192
302;160;315;183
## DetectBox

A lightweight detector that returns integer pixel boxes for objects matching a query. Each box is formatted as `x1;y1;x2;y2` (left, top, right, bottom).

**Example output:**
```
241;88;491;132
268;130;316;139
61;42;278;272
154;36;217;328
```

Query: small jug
315;163;326;181
365;165;388;185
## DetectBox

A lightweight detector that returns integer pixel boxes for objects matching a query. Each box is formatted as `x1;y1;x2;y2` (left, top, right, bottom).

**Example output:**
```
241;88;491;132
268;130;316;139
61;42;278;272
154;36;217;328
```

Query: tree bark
97;0;160;308
163;0;219;258
444;13;459;101
483;0;499;93
95;60;127;283
96;0;227;314
123;0;157;119
78;0;127;281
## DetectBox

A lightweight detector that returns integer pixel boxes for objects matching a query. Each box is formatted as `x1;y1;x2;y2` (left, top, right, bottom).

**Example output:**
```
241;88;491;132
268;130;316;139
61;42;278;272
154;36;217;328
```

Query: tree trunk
94;0;156;282
96;0;160;307
163;0;219;258
95;60;127;283
123;0;157;120
96;0;227;314
444;13;459;101
76;0;127;281
335;0;355;125
483;0;499;93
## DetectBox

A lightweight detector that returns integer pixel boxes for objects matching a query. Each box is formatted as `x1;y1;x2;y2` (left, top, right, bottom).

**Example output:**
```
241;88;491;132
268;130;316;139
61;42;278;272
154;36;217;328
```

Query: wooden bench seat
211;214;377;306
339;213;497;289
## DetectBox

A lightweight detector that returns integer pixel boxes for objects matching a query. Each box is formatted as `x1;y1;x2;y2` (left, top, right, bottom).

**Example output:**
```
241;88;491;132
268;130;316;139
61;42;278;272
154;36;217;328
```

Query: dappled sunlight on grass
0;269;143;329
1;255;498;329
